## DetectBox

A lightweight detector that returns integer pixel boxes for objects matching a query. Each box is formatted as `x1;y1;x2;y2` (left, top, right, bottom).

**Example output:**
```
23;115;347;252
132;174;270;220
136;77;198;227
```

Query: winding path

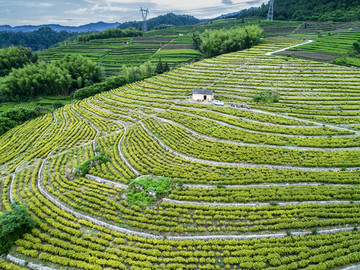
156;116;360;152
265;40;314;56
163;198;360;207
139;121;360;172
171;109;357;138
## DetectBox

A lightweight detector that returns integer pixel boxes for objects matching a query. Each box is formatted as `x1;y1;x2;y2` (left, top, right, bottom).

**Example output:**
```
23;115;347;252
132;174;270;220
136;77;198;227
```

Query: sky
0;0;268;27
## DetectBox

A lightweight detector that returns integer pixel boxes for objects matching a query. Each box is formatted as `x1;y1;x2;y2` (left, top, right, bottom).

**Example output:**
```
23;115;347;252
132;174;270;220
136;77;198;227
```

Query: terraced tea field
38;37;163;76
294;31;360;54
38;35;203;76
1;38;360;269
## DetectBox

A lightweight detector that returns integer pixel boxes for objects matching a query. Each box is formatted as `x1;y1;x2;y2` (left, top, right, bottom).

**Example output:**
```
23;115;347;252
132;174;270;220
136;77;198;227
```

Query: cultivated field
1;39;360;269
38;35;202;76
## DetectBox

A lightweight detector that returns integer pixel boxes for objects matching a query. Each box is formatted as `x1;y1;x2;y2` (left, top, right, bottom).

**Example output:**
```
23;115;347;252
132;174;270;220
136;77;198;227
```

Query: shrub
254;90;280;103
127;176;172;207
0;201;35;254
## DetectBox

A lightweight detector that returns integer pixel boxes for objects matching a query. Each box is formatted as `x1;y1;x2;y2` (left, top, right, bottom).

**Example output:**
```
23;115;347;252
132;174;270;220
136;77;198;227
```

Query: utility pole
140;7;149;33
267;0;274;21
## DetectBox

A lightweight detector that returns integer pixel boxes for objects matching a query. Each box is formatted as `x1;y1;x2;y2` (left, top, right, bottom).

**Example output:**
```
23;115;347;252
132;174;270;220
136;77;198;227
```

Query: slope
1;38;360;269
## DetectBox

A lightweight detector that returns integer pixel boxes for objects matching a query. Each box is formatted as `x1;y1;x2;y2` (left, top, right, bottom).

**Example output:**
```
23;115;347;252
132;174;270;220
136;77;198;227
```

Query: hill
0;27;77;51
37;18;300;76
1;38;360;269
0;13;199;34
118;13;201;31
240;0;360;21
0;21;120;33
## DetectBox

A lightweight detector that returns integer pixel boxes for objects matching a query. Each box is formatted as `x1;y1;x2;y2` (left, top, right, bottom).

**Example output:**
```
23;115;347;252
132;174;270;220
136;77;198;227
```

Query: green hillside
294;31;360;53
38;35;203;76
1;38;360;269
240;0;360;21
38;18;302;76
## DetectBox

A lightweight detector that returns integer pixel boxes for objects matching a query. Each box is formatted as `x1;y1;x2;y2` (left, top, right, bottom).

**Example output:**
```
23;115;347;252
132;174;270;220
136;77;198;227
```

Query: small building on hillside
192;89;214;102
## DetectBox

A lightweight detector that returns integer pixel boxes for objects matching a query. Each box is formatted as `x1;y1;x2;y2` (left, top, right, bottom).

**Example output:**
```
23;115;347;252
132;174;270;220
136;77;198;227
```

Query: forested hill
118;13;200;31
239;0;360;21
0;27;76;51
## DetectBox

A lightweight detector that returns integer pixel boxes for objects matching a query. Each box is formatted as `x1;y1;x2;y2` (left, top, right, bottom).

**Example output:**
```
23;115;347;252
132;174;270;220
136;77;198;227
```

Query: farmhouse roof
192;89;214;95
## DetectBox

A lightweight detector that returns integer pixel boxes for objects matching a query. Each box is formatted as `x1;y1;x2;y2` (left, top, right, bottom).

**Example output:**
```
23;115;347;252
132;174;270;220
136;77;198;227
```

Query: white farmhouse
192;89;214;102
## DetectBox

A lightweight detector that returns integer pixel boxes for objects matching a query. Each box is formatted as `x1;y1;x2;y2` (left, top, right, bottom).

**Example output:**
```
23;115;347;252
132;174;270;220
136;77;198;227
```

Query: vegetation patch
127;176;172;207
254;90;280;103
193;25;263;57
73;152;109;177
0;201;35;254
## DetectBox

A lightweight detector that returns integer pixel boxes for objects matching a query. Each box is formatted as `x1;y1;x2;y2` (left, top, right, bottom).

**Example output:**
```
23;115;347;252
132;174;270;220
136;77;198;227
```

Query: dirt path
156;116;360;151
265;40;314;56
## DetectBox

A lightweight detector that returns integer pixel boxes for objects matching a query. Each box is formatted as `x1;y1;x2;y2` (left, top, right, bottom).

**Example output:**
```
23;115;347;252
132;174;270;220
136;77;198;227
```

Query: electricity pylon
267;0;274;21
140;7;149;32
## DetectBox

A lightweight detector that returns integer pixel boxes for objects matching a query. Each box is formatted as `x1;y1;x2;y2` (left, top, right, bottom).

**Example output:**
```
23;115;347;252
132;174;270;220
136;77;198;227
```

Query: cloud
0;0;268;26
26;2;55;7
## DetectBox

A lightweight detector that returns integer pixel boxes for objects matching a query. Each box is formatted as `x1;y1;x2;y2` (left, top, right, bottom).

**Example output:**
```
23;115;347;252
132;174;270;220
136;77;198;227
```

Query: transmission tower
267;0;274;21
140;7;149;33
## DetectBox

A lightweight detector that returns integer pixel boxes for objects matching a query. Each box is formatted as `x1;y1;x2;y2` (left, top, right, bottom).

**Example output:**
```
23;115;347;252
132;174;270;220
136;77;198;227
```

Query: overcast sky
0;0;268;27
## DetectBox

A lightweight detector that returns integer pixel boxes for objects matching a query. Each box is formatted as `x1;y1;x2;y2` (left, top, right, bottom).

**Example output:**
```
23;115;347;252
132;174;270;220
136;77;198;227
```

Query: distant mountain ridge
212;7;258;20
0;22;120;33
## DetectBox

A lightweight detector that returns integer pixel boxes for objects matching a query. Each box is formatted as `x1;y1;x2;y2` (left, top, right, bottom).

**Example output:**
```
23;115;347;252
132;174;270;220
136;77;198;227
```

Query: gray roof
192;89;214;95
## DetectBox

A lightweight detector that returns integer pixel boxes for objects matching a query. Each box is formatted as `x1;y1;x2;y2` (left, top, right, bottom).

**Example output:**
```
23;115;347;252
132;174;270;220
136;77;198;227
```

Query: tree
164;62;170;72
0;201;36;254
193;25;263;57
155;59;164;74
1;54;103;101
353;39;360;54
0;46;38;77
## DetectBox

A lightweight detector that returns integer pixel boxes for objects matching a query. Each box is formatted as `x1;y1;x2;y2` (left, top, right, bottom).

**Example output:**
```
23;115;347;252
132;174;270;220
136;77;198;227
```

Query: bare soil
275;50;340;62
132;37;174;42
160;44;196;50
263;27;297;36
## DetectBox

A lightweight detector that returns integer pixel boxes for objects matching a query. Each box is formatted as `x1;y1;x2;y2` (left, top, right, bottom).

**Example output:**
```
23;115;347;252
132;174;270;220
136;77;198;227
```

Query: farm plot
2;38;360;269
38;35;203;76
293;31;360;54
151;49;204;66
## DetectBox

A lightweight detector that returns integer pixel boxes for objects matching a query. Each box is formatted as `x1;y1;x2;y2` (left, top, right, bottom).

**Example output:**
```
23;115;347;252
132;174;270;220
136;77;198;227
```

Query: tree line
0;46;38;77
0;54;103;102
0;27;76;51
77;27;142;42
73;61;166;100
192;25;263;58
238;0;360;22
